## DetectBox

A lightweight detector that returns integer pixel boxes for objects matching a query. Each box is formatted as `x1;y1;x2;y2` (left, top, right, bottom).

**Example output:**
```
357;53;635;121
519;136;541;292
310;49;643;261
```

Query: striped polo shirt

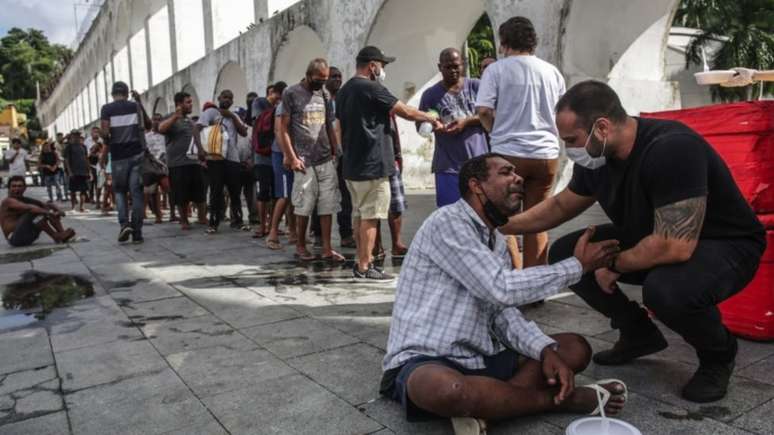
100;100;144;160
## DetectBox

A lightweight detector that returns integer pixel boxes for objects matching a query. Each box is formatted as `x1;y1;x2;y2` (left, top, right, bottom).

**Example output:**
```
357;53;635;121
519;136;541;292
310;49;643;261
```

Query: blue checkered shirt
383;199;583;370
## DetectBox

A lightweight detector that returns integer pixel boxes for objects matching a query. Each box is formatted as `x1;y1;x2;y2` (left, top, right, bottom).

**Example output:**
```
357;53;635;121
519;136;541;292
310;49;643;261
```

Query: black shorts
8;213;43;247
380;349;520;421
169;165;206;206
69;175;89;193
253;164;274;202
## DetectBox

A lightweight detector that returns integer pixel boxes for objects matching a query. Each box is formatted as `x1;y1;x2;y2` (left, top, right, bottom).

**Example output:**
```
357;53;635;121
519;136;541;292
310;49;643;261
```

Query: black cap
356;46;396;64
112;81;129;95
69;129;82;136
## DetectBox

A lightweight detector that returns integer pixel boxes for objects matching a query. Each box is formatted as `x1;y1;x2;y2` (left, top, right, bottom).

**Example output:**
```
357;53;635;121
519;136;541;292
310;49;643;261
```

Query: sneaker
593;324;668;366
682;336;737;403
451;417;487;435
118;226;133;242
131;235;144;244
353;263;395;281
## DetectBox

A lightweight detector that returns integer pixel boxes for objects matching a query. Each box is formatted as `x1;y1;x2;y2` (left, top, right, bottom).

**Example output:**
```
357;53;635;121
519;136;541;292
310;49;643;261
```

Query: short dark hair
459;153;508;198
265;85;274;95
247;91;258;99
11;137;22;144
555;80;628;130
174;92;190;105
499;16;537;53
273;81;288;95
8;175;25;186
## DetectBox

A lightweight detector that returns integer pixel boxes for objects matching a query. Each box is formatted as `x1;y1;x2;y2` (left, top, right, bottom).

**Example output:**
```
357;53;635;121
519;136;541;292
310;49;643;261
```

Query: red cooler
642;102;774;340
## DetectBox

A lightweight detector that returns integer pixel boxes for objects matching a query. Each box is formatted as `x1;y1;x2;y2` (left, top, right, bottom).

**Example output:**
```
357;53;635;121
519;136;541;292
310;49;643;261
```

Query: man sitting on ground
1;176;75;247
381;154;626;433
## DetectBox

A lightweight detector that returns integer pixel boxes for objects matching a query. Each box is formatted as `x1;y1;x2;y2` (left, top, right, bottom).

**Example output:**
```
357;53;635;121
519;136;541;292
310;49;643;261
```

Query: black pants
549;224;765;362
207;160;243;228
240;168;257;223
336;160;353;239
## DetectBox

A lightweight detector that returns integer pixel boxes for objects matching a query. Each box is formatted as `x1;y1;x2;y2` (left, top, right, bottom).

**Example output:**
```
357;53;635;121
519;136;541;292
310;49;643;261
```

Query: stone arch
270;25;327;84
182;84;202;116
214;62;249;110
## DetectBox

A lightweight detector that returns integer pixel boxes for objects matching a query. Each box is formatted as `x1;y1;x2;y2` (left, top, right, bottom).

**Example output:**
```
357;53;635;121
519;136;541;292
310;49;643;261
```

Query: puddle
657;410;705;421
0;247;64;264
1;271;95;322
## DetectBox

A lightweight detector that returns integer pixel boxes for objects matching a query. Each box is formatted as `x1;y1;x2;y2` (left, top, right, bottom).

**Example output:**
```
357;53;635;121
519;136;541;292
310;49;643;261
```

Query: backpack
252;107;276;156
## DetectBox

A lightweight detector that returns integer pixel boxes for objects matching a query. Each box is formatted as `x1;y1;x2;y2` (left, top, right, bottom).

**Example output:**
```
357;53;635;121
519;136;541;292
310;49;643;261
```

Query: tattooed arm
611;196;707;273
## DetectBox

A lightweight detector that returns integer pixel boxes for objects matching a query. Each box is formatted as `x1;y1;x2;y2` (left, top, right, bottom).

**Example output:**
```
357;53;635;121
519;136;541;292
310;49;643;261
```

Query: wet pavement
0;187;772;434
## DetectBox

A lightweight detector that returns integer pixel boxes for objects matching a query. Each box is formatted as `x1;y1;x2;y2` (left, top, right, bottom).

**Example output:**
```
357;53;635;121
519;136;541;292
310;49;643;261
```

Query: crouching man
380;154;627;434
1;176;76;247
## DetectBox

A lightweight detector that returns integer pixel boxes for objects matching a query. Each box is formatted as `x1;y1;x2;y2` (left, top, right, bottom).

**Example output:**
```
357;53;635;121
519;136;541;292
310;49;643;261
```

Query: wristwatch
609;257;622;274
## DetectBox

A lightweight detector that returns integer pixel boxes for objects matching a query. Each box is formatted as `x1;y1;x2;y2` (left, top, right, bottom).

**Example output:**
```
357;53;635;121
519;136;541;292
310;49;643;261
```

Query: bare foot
560;381;627;416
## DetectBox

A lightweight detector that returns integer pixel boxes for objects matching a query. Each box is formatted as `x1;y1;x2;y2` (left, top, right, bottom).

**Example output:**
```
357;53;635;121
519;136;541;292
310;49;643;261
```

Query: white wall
148;5;174;85
174;0;206;70
267;0;301;16
212;0;254;50
130;29;150;92
214;62;249;108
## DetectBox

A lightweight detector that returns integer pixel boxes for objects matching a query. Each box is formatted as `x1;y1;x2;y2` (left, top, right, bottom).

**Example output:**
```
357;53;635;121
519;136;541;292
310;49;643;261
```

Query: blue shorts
435;172;460;208
271;152;294;199
380;349;520;421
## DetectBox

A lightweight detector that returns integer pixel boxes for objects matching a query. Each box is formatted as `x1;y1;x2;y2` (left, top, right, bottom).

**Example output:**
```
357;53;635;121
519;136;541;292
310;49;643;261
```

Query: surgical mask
374;66;386;83
478;189;509;227
309;80;326;91
566;123;607;169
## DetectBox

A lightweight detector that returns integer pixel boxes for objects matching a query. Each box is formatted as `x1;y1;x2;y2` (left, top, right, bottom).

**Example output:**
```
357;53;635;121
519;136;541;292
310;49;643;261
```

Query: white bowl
695;70;736;85
566;417;642;435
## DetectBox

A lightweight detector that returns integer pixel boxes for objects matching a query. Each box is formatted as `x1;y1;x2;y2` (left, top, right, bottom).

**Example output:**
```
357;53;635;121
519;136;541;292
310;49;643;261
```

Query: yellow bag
200;118;230;159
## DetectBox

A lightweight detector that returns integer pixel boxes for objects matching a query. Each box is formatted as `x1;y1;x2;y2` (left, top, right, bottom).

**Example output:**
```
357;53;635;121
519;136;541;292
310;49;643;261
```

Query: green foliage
676;0;774;101
466;14;496;78
0;27;72;100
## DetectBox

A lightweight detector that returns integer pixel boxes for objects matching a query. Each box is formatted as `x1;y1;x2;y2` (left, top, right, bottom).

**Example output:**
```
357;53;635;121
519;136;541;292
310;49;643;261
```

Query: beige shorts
346;178;391;220
291;159;341;217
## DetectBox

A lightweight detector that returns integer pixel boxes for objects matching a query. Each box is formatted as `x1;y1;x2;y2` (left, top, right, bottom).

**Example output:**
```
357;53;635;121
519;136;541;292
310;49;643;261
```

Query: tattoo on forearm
654;196;707;240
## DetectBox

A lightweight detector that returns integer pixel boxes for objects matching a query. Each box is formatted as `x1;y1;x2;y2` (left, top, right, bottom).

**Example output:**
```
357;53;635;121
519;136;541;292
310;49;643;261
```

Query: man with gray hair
279;58;344;262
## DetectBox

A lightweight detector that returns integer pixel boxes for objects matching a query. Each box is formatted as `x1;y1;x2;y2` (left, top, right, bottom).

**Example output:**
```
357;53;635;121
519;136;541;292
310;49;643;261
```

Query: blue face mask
566;122;607;169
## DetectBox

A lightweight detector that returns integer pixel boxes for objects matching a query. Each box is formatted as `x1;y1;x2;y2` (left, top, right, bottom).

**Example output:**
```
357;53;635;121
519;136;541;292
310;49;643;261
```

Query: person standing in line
85;127;103;204
100;82;151;244
336;46;442;280
54;132;70;200
236;110;258;227
194;90;248;234
325;66;355;249
279;59;344;262
62;130;91;213
158;91;208;231
420;47;489;207
4;138;30;179
39;140;63;202
476;16;566;269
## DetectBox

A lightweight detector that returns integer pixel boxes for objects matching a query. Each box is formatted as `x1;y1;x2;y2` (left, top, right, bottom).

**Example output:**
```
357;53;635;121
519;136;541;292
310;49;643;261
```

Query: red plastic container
642;102;774;340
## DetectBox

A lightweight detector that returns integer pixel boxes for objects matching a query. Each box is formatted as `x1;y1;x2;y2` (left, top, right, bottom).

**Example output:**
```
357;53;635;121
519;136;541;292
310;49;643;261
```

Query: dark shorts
254;164;274;202
389;167;407;214
69;175;89;193
272;152;294;198
8;213;43;247
169;165;206;206
435;172;460;208
380;349;520;421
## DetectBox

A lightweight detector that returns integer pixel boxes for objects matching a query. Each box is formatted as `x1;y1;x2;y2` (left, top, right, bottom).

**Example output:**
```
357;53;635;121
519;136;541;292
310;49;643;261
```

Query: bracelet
609;257;622;274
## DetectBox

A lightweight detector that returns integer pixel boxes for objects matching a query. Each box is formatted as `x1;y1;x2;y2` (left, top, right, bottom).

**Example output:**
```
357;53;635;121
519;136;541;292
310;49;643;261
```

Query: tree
0;28;72;100
466;14;496;78
676;0;774;101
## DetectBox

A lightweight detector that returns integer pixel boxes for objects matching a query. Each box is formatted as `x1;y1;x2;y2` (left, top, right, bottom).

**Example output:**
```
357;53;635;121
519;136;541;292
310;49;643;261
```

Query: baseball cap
356;46;396;64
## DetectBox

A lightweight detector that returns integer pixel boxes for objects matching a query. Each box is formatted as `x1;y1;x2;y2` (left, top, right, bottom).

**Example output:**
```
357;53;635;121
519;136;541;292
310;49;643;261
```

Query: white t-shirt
4;148;29;177
145;131;166;160
475;55;566;159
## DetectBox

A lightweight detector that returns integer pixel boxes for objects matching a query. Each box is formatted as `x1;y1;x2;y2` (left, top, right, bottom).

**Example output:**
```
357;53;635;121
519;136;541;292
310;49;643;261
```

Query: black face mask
478;190;509;228
310;80;326;91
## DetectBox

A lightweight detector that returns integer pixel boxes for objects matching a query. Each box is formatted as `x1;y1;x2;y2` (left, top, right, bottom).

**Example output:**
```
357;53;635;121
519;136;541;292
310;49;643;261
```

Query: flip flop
294;251;317;261
321;251;346;263
266;239;282;250
252;230;268;239
581;378;628;416
451;417;487;435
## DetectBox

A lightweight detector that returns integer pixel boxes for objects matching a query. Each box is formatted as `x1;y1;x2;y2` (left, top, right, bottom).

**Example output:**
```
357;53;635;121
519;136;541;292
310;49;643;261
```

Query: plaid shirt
383;199;583;370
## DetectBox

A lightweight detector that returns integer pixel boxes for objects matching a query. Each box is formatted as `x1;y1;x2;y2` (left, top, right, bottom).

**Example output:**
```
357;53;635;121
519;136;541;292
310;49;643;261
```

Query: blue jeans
43;174;63;201
111;153;144;236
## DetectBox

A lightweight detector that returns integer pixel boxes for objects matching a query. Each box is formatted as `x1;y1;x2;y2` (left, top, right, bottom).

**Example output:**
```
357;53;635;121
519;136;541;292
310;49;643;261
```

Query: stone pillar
144;18;154;91
167;0;179;73
126;37;135;90
202;0;214;53
254;0;268;22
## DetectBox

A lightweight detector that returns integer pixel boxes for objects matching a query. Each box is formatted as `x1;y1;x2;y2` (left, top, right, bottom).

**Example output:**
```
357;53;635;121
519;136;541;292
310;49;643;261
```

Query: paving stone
57;339;167;392
0;411;69;435
242;317;359;358
166;344;296;397
42;295;124;324
288;343;384;405
732;395;774;434
523;301;613;337
177;286;302;328
50;318;144;353
159;420;229;435
0;366;57;396
203;374;382;435
0;328;53;376
361;397;451;434
14;390;62;415
67;369;214;435
121;296;209;325
108;280;181;303
737;353;774;386
140;315;254;355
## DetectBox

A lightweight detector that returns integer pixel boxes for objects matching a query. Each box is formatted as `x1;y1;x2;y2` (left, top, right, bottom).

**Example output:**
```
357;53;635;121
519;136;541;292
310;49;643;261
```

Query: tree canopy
0;27;72;100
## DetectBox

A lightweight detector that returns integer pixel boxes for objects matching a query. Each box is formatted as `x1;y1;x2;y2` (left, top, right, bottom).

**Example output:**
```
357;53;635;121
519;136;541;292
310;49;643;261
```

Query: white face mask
377;66;387;83
566;122;607;169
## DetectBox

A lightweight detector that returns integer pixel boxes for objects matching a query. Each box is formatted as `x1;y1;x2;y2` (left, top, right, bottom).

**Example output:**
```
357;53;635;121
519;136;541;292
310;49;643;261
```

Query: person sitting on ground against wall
1;176;76;247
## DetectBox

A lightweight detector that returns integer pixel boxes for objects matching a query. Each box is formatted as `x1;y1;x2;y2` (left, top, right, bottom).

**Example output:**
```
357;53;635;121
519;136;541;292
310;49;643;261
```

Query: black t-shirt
39;151;58;176
568;117;764;249
100;100;144;160
336;77;399;181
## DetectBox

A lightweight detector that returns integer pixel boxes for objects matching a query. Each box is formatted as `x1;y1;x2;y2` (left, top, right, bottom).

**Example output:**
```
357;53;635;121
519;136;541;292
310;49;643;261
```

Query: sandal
392;246;409;257
294;251;317;261
581;379;628;416
266;239;282;250
287;235;298;244
252;230;269;239
321;251;346;263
